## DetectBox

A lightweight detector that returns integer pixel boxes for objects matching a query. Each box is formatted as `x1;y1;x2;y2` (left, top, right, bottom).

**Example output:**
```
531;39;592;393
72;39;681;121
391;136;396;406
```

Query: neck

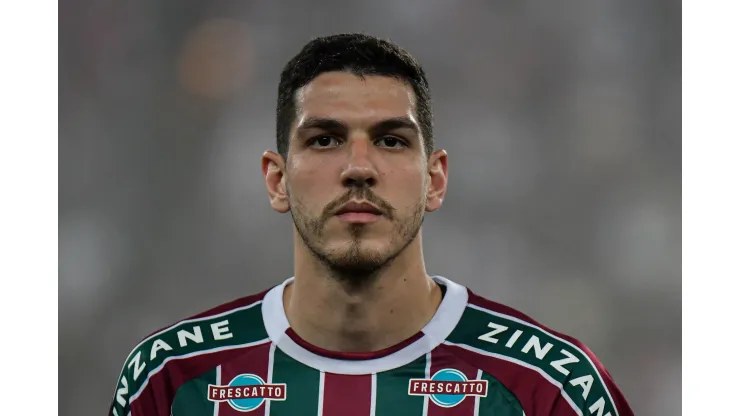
284;233;442;353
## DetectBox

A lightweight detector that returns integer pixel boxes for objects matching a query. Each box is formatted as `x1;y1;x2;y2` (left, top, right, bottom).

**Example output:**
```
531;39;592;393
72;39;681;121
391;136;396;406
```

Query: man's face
283;72;431;275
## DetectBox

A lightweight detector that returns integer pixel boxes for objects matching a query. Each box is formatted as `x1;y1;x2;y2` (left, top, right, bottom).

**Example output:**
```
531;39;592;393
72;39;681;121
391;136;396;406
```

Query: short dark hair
276;33;434;159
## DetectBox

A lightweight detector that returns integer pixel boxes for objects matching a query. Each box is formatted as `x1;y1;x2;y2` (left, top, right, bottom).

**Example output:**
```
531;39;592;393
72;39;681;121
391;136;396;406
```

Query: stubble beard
291;196;425;287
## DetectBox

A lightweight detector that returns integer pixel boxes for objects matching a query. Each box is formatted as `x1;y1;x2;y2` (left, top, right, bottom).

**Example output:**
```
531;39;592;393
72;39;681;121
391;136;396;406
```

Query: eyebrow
295;116;420;137
368;117;420;137
296;117;348;135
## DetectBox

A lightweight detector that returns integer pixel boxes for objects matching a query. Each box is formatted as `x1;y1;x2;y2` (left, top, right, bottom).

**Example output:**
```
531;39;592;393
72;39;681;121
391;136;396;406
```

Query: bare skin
262;72;449;353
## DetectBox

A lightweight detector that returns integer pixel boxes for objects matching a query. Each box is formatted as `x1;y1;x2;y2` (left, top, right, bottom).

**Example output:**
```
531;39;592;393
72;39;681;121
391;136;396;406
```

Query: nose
339;136;379;189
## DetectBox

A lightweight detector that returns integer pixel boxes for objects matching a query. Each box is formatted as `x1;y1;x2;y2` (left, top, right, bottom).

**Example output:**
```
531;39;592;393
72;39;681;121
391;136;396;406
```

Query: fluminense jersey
109;276;634;416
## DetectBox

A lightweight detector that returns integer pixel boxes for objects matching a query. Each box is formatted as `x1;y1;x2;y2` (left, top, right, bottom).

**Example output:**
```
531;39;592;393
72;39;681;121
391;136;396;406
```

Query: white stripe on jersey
369;373;377;416
212;365;221;416
473;369;483;416
264;343;277;416
421;352;432;416
317;371;326;416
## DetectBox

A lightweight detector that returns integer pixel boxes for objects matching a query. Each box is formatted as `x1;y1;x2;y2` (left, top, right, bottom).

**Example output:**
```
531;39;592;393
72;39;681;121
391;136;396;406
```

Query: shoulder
443;289;632;416
457;290;598;360
109;288;273;416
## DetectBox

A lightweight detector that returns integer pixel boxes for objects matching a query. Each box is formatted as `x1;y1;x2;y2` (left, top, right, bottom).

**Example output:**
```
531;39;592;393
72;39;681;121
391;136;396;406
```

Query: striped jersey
109;276;634;416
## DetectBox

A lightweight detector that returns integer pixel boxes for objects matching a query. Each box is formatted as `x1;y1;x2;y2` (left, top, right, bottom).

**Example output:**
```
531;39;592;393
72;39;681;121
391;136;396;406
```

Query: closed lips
335;202;382;215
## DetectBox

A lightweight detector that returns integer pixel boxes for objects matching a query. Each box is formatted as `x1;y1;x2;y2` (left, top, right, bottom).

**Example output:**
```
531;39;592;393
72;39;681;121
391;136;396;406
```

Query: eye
308;135;341;148
376;136;408;149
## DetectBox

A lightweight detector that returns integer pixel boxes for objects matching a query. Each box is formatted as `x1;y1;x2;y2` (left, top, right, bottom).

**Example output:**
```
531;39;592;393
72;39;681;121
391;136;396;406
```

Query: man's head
262;34;448;280
275;33;434;160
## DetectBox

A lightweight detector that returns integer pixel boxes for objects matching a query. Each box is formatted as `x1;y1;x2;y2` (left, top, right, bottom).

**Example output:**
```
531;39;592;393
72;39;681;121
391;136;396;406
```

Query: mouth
334;201;383;224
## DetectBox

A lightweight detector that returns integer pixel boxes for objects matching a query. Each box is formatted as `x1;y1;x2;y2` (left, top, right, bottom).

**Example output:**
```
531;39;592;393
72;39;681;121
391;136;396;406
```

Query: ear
425;149;448;212
262;151;290;213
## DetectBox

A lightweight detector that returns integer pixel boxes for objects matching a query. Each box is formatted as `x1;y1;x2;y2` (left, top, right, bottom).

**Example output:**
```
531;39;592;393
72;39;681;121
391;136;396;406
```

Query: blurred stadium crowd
59;0;680;414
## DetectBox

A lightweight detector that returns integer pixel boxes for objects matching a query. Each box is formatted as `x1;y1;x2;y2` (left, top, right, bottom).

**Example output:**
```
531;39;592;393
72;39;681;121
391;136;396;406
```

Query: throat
283;275;444;355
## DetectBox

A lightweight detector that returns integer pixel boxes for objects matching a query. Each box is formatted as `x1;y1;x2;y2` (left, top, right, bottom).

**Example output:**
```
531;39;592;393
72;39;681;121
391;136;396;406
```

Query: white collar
261;275;469;374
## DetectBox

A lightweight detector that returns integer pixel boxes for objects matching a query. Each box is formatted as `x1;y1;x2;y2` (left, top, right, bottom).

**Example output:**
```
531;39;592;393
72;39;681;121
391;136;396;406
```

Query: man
109;33;634;416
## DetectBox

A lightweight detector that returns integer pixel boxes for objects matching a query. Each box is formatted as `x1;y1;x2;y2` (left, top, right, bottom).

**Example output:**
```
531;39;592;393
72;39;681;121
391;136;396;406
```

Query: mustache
322;190;396;220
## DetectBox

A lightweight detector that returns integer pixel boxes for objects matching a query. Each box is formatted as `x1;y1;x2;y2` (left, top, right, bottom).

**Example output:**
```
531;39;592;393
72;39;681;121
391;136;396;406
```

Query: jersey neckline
284;327;425;361
261;275;469;375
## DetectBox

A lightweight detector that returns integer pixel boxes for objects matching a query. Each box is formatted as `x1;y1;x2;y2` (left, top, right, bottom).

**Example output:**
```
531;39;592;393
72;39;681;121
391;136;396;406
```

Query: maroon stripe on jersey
216;341;273;416
426;347;480;416
130;369;175;416
441;342;561;416
321;373;372;416
285;327;424;361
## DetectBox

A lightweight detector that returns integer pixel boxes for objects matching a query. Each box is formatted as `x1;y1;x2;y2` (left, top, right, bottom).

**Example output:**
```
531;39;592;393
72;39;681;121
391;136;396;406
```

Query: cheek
389;166;427;202
287;161;337;205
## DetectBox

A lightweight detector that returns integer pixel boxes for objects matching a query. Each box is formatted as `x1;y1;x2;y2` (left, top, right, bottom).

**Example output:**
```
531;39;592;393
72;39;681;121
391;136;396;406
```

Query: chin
332;237;390;254
321;241;395;272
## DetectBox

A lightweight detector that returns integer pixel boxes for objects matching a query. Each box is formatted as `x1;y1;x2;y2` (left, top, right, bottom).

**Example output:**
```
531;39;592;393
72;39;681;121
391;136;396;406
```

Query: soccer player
109;34;634;416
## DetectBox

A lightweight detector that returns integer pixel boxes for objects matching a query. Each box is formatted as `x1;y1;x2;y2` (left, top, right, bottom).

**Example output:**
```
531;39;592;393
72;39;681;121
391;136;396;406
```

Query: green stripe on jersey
448;305;618;415
375;354;427;416
171;367;217;416
269;348;321;415
478;371;523;415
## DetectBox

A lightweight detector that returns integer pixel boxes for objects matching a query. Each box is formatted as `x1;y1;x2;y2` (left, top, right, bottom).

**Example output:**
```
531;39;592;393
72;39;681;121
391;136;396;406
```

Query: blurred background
59;0;680;414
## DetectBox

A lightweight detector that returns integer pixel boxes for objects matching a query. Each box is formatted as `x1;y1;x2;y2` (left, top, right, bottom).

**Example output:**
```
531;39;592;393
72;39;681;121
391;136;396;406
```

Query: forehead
294;72;417;126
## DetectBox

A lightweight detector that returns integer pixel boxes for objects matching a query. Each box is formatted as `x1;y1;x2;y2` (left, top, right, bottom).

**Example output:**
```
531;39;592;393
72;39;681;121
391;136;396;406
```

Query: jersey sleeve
108;343;172;416
458;292;635;416
107;290;271;416
108;363;133;416
553;340;634;416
